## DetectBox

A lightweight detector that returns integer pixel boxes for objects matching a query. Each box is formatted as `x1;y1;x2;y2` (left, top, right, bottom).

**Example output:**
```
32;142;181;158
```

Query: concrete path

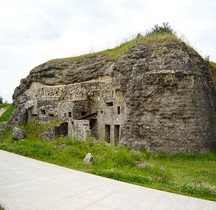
0;108;6;117
0;150;215;210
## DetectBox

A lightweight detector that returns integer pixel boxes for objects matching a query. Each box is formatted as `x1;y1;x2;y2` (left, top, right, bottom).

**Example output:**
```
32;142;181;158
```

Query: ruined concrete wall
10;54;114;126
23;78;114;123
12;55;113;100
71;120;91;140
113;42;216;153
10;38;216;153
40;122;68;140
97;89;126;144
12;76;127;143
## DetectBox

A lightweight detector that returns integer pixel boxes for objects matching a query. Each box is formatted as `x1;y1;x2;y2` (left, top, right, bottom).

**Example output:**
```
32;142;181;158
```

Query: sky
0;0;216;103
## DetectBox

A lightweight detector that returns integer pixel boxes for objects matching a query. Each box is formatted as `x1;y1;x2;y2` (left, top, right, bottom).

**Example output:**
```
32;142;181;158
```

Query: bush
146;22;175;36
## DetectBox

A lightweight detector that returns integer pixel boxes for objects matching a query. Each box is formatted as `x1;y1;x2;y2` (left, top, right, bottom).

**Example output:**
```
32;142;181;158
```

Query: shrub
146;22;176;36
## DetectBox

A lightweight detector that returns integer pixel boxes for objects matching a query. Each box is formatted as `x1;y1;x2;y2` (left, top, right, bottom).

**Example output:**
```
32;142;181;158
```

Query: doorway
114;125;120;145
105;124;111;143
90;119;98;139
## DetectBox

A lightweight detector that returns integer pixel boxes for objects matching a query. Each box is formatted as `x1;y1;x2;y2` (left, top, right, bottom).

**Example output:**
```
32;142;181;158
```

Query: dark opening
114;125;120;145
117;106;121;114
90;119;98;139
105;124;111;143
32;114;38;117
55;122;68;137
68;112;72;117
106;102;113;107
24;111;28;125
41;110;46;115
81;111;86;116
101;110;103;114
49;113;54;117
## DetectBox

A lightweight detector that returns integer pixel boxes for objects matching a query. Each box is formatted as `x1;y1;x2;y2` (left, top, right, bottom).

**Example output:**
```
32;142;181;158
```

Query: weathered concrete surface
9;36;216;153
0;150;215;210
113;42;216;152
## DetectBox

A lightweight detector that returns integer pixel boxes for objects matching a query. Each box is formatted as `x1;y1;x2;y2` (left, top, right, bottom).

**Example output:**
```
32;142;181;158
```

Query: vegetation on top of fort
102;32;183;60
46;23;216;86
47;23;196;63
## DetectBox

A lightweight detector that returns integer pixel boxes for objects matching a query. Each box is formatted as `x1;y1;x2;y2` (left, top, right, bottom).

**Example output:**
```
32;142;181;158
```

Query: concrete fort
9;35;216;153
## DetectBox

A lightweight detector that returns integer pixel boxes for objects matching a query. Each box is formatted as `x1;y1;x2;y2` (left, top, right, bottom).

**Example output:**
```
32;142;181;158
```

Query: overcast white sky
0;0;216;103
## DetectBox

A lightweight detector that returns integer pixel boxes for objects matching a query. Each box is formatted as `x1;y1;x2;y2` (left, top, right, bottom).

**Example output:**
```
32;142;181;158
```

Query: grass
0;121;215;201
210;61;216;68
0;104;14;122
47;32;195;64
103;32;199;60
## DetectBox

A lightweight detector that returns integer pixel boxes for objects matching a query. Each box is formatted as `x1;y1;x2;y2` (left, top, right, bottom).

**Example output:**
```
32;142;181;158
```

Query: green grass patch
0;122;215;201
47;51;101;64
0;104;8;108
210;61;216;68
0;104;14;122
21;120;61;139
46;32;195;64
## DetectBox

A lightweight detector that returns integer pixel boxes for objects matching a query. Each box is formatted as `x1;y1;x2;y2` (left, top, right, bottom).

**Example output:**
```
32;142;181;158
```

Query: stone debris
12;127;26;140
136;161;154;169
84;153;93;165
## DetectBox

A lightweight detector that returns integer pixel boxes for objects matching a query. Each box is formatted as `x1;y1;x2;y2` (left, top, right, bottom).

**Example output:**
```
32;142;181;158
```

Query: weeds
173;182;216;199
46;23;195;64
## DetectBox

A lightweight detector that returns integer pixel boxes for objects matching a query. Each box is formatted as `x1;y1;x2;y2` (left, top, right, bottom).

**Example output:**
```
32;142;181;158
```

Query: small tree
204;55;210;62
146;22;175;36
0;96;3;104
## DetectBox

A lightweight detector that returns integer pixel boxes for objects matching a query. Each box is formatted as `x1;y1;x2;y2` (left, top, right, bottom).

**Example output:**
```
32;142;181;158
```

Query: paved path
0;150;215;210
0;108;6;117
